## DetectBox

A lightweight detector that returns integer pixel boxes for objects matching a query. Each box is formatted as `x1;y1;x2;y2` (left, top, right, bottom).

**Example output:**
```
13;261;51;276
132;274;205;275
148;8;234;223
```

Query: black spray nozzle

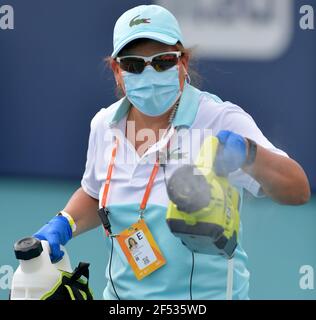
14;237;43;260
166;164;211;213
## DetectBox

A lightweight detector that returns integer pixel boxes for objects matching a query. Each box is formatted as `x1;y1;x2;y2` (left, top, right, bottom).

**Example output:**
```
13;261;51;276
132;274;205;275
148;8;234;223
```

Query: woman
127;238;138;251
34;5;310;300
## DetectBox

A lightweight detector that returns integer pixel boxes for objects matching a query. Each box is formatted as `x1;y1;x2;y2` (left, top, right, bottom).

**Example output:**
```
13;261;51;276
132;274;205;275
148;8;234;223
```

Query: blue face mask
122;65;181;117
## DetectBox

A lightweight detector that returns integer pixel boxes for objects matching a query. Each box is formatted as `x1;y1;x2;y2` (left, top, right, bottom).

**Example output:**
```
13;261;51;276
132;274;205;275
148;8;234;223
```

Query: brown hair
104;39;201;98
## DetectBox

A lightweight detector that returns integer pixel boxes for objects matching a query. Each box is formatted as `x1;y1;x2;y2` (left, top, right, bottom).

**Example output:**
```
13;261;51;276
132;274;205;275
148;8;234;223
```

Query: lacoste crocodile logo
158;148;188;163
129;15;151;27
168;148;188;161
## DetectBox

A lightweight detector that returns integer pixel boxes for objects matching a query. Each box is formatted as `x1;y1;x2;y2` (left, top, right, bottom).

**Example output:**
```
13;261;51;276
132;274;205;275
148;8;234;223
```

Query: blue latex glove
215;130;247;176
33;216;72;263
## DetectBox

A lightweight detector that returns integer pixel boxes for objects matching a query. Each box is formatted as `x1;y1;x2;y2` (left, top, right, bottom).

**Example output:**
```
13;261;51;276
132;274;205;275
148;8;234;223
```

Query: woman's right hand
33;216;72;263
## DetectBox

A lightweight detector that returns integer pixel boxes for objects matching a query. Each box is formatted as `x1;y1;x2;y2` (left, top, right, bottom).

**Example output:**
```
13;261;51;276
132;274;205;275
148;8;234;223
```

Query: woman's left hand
215;130;247;176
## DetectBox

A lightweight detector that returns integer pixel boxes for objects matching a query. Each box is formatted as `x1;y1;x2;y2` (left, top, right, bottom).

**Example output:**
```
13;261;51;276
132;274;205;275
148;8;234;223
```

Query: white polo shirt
81;82;287;300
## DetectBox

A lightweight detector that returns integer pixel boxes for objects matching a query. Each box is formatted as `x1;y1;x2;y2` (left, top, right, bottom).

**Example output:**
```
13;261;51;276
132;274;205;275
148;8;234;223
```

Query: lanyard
101;137;119;209
100;137;163;219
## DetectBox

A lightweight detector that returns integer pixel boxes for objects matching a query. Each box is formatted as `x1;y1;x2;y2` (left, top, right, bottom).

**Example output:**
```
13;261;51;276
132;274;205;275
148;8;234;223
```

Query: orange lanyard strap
101;137;119;208
139;158;160;212
139;139;171;214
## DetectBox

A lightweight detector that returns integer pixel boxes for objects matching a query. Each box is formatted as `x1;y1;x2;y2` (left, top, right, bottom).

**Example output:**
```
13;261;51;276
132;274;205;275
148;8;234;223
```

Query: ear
111;59;120;85
178;54;190;89
111;59;126;93
180;53;189;71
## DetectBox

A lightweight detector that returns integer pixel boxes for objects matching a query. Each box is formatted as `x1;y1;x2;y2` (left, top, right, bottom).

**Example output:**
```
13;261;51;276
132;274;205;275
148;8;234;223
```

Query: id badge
116;219;166;280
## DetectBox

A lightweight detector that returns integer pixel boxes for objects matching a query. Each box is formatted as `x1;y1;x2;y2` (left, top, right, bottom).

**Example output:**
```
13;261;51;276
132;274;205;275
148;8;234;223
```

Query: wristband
57;211;77;233
244;138;257;166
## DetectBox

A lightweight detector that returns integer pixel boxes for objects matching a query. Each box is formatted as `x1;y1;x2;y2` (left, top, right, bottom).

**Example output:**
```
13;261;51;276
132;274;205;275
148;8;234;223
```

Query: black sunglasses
115;51;182;74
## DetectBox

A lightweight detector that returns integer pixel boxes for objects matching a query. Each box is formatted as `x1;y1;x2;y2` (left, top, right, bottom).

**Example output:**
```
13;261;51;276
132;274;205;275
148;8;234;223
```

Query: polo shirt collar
109;97;130;127
172;82;201;128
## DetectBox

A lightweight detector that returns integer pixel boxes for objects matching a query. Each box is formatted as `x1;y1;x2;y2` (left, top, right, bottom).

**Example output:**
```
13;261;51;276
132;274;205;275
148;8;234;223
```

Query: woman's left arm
243;142;311;205
216;130;311;205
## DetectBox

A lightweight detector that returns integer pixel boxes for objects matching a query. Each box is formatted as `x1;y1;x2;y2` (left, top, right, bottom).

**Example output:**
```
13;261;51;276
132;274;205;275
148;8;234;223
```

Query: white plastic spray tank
10;237;72;300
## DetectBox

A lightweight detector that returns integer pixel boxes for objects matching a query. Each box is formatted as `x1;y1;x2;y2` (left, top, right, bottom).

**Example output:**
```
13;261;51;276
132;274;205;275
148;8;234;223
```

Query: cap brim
111;31;179;57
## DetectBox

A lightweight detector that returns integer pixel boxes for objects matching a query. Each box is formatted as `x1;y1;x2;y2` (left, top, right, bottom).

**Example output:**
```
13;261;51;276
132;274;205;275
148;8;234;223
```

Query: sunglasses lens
119;58;145;74
118;53;180;74
152;53;179;72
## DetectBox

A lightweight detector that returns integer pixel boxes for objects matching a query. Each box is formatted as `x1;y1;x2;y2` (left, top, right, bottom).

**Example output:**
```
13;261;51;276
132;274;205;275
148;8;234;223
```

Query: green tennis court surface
1;177;315;300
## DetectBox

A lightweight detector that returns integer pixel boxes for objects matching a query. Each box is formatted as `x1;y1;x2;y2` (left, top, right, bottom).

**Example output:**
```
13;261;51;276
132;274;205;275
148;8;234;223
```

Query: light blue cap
111;5;184;57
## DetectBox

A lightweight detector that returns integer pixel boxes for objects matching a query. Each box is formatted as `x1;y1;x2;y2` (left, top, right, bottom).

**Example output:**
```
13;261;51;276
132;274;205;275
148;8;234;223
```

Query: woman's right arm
63;187;101;236
34;187;101;262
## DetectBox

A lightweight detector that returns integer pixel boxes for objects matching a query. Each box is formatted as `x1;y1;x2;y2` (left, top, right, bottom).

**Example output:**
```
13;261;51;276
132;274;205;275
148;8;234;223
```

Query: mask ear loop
183;66;191;84
116;67;126;94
